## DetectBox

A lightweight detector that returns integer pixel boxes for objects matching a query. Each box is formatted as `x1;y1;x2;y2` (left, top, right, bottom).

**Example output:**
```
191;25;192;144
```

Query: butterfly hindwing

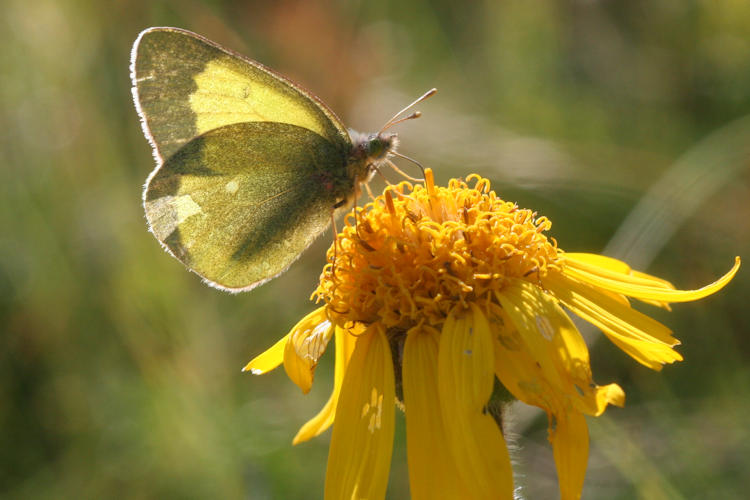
144;121;350;291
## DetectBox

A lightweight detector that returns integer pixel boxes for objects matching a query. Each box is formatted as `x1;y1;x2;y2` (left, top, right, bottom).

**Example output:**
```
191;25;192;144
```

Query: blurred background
1;0;748;498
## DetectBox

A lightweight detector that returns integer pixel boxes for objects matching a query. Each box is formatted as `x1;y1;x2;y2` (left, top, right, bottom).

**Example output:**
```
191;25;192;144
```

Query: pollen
314;169;561;331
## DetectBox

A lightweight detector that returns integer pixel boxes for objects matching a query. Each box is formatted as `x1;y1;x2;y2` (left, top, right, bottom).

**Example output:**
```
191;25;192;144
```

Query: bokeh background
2;0;748;498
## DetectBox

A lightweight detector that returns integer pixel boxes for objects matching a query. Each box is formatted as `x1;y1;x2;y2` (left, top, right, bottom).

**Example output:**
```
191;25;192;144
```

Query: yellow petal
563;253;675;309
603;335;682;371
563;252;631;273
324;325;395;500
630;270;677;290
242;333;289;374
544;273;682;370
293;325;359;445
497;281;624;416
489;306;592;500
403;325;469;499
563;253;675;289
494;285;571;396
563;256;740;303
492;304;556;409
437;305;514;499
550;410;589;500
283;308;332;394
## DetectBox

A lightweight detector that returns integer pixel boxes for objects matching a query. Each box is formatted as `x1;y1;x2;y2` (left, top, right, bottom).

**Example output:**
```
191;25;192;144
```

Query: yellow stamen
315;171;561;332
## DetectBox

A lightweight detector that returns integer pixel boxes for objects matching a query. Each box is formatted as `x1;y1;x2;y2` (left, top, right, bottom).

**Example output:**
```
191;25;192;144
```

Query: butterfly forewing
131;27;351;161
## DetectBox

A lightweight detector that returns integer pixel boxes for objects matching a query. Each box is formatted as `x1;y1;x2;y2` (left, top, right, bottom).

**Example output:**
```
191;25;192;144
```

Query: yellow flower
244;169;740;500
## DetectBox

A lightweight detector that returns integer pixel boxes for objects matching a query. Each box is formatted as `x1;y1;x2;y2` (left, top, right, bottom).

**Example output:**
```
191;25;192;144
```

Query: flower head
245;169;739;500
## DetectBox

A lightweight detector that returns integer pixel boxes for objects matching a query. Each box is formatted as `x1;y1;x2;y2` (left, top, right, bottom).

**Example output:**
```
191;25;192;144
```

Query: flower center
314;170;560;331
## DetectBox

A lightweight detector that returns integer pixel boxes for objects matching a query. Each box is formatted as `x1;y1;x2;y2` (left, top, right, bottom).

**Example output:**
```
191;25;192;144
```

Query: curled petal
563;253;674;289
243;334;289;375
283;308;332;394
563;255;740;303
563;253;675;309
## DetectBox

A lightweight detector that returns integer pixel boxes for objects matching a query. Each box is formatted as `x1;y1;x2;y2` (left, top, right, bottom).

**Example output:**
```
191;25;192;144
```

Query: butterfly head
350;130;400;170
346;89;437;192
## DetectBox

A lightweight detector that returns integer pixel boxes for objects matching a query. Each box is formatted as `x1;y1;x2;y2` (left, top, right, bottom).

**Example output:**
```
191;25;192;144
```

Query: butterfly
130;27;434;292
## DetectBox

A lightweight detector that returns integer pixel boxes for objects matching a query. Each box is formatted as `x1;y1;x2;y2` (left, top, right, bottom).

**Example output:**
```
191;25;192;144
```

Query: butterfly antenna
379;88;437;134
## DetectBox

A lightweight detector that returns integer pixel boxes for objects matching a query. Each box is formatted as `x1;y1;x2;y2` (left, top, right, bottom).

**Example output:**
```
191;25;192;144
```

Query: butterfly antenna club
378;88;437;134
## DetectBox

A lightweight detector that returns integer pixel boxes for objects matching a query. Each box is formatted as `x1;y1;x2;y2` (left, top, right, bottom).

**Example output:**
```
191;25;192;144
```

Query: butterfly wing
130;26;351;162
131;27;356;291
145;121;348;291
